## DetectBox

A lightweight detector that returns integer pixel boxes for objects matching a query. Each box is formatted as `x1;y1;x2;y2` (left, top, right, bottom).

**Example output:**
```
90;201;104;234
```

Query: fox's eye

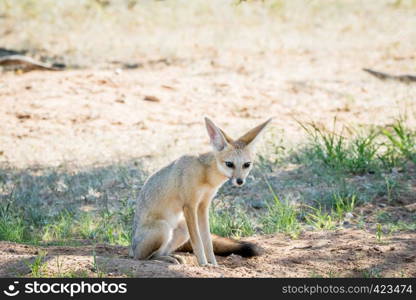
243;162;251;169
225;161;234;168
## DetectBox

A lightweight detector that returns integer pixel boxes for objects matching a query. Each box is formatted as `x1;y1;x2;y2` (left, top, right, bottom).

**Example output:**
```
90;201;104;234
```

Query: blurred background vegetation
1;0;415;68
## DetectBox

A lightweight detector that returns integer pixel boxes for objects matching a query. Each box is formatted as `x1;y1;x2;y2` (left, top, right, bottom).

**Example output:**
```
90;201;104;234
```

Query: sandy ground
1;229;415;278
1;1;415;169
0;1;415;278
1;64;416;169
1;19;416;168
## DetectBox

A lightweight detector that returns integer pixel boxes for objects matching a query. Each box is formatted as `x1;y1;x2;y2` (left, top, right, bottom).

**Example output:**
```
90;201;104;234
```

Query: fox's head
205;117;272;187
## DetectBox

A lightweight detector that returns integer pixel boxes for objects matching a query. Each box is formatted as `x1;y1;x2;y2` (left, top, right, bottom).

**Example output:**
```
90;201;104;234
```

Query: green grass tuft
381;119;416;164
210;207;256;238
260;179;301;237
26;251;48;277
305;206;337;230
0;203;26;242
332;193;357;219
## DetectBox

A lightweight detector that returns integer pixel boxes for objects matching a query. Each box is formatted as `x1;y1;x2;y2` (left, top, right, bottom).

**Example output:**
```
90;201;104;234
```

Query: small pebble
251;200;267;209
345;212;354;219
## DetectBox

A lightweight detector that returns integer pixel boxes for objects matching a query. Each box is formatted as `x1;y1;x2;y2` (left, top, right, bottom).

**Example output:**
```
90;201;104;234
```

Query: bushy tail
177;234;262;257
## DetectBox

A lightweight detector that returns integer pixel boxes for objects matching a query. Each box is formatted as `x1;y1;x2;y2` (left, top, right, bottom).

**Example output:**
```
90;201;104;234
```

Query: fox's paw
199;262;219;268
170;254;186;264
154;255;185;265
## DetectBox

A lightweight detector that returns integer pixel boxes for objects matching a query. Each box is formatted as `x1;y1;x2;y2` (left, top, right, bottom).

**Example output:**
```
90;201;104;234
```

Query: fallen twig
363;68;416;83
0;55;64;72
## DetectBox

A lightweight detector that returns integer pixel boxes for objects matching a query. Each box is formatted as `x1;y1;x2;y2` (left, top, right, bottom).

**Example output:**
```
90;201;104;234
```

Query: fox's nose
236;178;244;185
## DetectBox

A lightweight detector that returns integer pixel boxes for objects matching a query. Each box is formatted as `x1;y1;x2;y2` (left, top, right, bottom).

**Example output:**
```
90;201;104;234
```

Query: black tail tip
239;242;262;257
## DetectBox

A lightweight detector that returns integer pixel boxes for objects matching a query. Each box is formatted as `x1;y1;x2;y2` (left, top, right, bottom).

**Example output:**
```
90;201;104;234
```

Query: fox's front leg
198;200;217;265
183;204;208;266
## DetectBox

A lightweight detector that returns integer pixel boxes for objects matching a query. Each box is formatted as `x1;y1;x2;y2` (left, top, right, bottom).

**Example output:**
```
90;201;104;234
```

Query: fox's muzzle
231;177;245;187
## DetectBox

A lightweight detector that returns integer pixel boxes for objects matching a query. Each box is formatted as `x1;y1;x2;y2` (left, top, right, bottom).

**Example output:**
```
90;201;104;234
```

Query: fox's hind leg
131;220;179;263
163;220;189;264
166;220;189;252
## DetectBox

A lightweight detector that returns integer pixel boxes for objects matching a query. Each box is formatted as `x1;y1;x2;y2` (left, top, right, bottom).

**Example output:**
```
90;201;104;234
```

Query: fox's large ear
205;117;230;151
219;128;234;145
237;118;272;149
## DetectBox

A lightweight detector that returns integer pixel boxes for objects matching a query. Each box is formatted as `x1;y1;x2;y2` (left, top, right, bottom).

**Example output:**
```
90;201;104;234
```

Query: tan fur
130;117;272;266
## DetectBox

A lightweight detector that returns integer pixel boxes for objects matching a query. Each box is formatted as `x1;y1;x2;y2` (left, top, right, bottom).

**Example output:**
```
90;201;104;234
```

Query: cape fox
130;117;272;266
